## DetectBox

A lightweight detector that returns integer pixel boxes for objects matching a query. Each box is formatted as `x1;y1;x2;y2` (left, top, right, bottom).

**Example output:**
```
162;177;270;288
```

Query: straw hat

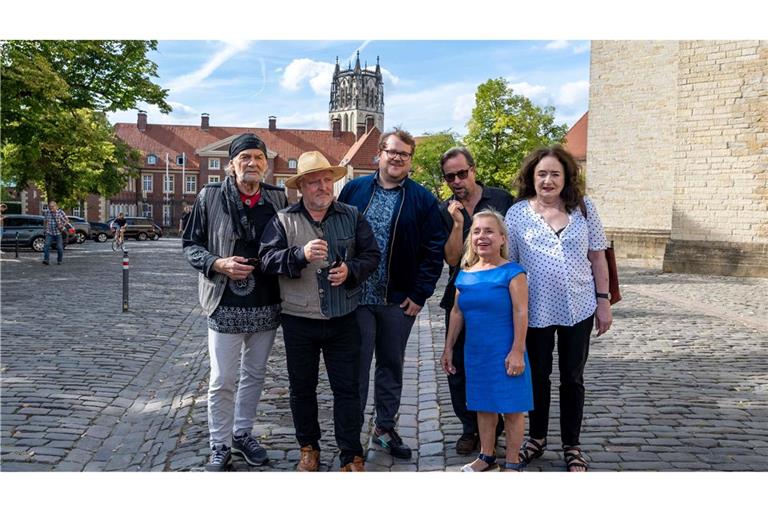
284;151;347;189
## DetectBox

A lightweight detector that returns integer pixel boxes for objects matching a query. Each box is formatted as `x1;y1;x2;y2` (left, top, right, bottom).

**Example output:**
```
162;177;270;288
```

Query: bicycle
111;227;126;251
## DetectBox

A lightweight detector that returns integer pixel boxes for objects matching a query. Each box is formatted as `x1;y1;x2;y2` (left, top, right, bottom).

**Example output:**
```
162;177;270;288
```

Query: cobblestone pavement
1;241;767;471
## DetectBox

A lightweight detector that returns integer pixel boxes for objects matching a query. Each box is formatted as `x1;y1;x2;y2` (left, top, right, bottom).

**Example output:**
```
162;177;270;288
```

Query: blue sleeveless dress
456;261;533;413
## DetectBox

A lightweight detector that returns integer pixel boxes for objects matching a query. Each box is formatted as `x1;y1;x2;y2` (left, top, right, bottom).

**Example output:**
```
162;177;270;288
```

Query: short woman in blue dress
441;210;533;472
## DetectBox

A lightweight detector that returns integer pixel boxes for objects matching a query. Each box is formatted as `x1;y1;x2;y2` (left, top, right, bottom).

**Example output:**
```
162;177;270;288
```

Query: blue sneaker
232;432;269;466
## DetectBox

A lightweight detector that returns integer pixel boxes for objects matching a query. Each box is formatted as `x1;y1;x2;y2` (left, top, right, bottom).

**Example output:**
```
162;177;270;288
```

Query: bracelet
596;292;609;300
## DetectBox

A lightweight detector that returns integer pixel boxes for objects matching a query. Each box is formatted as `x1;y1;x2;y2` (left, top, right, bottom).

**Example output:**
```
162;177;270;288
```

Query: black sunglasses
443;169;470;182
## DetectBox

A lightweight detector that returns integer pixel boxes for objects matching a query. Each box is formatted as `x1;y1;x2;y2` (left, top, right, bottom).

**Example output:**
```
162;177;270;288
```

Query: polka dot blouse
504;196;609;328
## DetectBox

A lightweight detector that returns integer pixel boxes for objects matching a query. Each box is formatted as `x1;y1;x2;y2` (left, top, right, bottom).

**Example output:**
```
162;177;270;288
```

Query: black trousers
526;314;593;447
281;313;363;466
443;313;504;436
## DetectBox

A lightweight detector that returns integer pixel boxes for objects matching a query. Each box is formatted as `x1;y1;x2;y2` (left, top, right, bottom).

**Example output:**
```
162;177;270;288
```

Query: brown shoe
340;456;365;472
297;445;320;472
455;433;480;455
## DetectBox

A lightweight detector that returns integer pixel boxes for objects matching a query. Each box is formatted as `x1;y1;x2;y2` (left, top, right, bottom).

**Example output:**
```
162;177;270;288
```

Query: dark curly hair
514;145;584;213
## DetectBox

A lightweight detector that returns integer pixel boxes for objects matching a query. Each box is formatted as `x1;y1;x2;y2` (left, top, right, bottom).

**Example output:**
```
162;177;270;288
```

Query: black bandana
229;133;267;160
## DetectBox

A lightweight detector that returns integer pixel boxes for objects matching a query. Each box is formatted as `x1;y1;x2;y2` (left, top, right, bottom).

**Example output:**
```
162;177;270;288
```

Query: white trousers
207;328;276;447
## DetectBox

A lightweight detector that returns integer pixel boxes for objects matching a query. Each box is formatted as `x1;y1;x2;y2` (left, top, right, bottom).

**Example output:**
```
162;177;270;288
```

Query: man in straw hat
183;132;288;471
259;150;380;472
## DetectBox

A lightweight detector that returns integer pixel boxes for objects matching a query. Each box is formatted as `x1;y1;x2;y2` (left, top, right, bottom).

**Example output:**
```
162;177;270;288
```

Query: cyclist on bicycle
111;212;127;245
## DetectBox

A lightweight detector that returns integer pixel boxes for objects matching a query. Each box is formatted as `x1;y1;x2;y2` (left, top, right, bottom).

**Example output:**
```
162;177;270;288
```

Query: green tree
411;130;460;200
1;40;170;204
464;78;568;191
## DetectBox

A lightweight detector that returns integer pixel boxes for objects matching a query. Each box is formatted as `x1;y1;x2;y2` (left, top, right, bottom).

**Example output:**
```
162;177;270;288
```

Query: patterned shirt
360;180;402;305
504;196;608;328
43;209;68;236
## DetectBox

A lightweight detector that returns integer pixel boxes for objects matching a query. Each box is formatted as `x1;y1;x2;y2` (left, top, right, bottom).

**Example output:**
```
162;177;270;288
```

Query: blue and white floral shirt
504;196;608;328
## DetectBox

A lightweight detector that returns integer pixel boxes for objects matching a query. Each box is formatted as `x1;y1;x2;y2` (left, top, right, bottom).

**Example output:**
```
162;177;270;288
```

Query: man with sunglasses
339;128;447;460
438;146;514;455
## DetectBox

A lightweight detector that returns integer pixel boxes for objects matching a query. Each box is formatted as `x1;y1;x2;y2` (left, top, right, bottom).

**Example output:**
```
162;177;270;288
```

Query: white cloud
509;82;550;104
557;80;589;106
545;40;570;50
452;93;475;123
165;40;251;93
280;58;335;95
572;42;590;54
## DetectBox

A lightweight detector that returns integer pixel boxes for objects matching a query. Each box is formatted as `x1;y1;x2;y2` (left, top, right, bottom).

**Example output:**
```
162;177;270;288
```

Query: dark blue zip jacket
338;172;447;307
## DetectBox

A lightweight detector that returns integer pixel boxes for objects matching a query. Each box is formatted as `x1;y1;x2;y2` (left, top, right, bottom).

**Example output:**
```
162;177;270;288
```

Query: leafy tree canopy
464;77;568;191
411;130;460;200
1;40;170;205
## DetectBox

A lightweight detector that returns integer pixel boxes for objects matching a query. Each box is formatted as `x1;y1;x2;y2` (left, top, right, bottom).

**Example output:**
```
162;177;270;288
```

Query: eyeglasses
382;149;412;160
443;169;470;182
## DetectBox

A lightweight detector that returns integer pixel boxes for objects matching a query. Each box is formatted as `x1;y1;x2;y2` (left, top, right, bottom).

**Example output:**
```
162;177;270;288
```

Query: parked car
105;216;163;241
89;221;114;243
0;214;77;252
66;215;91;244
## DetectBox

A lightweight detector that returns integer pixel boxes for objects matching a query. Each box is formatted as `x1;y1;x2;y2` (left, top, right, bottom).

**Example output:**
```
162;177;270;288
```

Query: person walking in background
441;210;532;472
183;133;288;471
259;151;380;472
504;145;613;472
179;204;192;234
438;147;514;455
338;127;447;460
42;200;68;265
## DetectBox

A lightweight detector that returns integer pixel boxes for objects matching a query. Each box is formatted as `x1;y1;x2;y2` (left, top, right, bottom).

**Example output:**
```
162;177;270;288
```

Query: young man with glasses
438;147;514;455
339;128;447;460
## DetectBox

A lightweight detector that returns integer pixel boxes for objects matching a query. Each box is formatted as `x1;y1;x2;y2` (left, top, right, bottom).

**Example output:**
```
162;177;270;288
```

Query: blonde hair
461;209;509;269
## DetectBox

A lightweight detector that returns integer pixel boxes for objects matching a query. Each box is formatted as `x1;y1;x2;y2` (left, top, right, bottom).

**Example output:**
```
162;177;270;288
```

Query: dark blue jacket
338;172;447;307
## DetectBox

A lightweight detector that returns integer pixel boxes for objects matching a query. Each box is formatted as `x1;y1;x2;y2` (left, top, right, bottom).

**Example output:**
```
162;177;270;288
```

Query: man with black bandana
183;133;288;471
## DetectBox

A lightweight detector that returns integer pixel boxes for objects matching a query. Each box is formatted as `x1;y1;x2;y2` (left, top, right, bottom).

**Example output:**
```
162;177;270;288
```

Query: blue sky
108;40;591;136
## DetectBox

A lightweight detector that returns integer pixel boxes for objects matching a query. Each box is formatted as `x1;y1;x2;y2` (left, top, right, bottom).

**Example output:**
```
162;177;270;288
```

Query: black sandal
499;461;526;472
563;446;589;472
519;437;547;465
460;453;498;472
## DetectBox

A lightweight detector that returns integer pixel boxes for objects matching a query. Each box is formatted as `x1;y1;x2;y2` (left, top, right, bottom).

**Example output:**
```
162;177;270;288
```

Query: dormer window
176;154;186;166
147;154;157;165
288;159;298;169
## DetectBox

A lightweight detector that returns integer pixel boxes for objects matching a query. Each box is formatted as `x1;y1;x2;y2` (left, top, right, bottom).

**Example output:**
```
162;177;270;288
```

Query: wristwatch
596;292;610;300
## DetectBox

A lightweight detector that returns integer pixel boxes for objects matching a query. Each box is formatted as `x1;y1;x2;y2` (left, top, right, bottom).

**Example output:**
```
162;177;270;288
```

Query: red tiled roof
564;112;588;161
340;127;380;170
114;122;359;174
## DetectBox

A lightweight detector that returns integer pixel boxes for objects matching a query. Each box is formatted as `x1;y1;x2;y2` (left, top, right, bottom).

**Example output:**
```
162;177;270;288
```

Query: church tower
329;52;384;136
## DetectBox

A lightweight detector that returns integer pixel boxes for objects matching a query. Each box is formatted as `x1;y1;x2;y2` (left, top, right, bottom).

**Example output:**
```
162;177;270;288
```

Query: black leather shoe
455;433;480;455
373;426;412;459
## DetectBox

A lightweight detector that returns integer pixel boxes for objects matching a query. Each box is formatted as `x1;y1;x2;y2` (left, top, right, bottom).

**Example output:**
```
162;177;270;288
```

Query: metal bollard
15;232;19;258
122;250;129;312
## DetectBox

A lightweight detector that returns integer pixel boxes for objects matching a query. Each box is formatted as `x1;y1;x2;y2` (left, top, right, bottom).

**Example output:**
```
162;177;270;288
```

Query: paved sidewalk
2;241;767;471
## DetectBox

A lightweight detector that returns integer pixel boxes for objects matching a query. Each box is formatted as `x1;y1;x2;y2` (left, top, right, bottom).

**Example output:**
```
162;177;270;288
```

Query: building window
163;175;174;194
288;159;298;169
185;175;197;194
110;204;136;217
276;177;286;189
209;158;220;170
142;203;153;219
176;154;186;166
142;174;153;192
124;178;136;192
147;154;157;165
41;202;49;213
163;204;172;226
208;175;221;184
72;207;81;217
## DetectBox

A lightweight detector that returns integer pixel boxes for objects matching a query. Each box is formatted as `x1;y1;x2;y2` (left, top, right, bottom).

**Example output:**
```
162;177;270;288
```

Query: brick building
22;53;385;231
587;40;768;277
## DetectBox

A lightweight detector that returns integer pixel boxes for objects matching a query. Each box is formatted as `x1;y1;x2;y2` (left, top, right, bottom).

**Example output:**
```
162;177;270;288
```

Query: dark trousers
526;314;593;447
281;313;363;466
356;304;416;430
444;313;504;436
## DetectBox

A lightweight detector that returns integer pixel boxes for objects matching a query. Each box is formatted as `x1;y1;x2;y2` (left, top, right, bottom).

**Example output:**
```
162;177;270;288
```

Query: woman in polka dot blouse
504;145;613;472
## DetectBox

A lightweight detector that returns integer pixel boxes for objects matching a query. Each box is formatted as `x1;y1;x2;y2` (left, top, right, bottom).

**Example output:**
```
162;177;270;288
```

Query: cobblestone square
1;240;767;471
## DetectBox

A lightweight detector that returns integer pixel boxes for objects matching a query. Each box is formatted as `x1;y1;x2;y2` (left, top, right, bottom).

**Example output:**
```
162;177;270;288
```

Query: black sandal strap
519;437;547;463
563;447;589;471
478;453;497;465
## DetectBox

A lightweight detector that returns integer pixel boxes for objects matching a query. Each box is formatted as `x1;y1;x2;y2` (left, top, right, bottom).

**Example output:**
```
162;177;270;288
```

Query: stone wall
588;40;768;276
